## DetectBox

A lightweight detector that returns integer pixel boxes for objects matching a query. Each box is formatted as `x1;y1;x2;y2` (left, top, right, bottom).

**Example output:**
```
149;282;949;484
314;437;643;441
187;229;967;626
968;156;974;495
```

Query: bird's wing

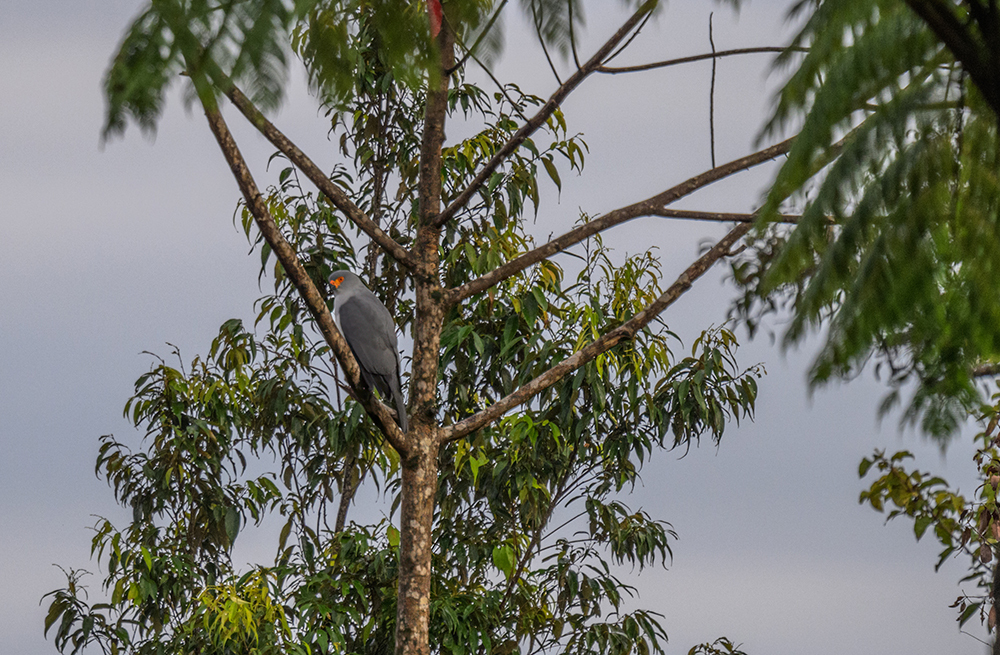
336;295;400;378
336;294;407;431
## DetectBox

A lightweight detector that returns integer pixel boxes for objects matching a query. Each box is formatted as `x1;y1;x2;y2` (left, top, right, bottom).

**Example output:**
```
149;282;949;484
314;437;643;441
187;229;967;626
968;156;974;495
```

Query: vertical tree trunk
394;438;441;655
393;15;454;655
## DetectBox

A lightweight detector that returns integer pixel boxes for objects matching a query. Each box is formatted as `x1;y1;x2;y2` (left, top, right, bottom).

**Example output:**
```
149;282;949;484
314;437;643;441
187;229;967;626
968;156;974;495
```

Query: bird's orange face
330;276;345;289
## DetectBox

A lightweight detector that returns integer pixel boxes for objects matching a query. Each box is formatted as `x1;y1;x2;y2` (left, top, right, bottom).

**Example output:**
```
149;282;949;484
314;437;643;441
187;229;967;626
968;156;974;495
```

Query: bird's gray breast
334;295;399;376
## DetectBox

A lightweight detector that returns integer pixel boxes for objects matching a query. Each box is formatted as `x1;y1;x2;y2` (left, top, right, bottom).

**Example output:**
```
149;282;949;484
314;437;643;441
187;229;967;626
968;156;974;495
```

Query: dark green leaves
745;0;1000;437
105;0;320;140
104;8;179;139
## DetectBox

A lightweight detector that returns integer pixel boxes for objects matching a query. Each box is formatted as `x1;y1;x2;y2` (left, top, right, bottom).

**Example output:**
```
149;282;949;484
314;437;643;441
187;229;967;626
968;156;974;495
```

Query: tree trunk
392;14;454;655
394;438;440;655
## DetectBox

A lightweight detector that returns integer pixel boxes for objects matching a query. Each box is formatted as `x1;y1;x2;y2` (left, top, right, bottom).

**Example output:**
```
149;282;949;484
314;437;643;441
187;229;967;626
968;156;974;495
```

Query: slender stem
531;0;563;85
652;209;802;223
335;456;359;533
708;13;717;169
447;0;508;74
499;444;579;607
598;46;806;74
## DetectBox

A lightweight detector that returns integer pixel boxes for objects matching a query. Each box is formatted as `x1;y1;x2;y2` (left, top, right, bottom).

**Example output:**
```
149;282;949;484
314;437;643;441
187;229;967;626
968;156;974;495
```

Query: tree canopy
45;2;777;655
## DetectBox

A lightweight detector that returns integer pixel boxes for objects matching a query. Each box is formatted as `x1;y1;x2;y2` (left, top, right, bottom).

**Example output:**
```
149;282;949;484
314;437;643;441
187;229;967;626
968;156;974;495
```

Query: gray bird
328;270;408;433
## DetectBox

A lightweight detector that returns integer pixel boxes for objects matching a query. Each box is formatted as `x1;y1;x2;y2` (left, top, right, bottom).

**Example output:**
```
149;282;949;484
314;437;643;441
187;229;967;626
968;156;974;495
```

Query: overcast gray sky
0;1;989;654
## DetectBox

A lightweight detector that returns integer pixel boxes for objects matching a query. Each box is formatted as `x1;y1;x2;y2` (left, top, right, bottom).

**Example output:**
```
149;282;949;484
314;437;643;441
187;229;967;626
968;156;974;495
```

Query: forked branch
446;137;793;304
201;105;409;455
221;82;415;268
440;221;753;443
432;2;657;227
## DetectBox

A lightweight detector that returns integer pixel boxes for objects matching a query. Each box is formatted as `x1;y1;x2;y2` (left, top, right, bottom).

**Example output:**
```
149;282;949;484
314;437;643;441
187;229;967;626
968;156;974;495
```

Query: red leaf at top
429;0;443;37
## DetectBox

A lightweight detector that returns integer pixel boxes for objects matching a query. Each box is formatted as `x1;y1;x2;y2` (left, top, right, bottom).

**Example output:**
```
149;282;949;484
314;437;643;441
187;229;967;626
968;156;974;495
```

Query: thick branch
447;137;793;304
905;0;1000;118
440;222;752;443
201;106;408;455
432;2;656;227
597;46;807;74
220;83;415;267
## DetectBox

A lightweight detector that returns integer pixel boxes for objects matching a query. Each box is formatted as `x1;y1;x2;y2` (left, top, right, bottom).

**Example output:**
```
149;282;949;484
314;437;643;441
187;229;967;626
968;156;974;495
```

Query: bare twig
598;46;806;74
447;0;508;75
568;0;581;70
469;50;530;122
447;137;794;304
709;13;717;168
601;8;654;66
440;221;753;443
652;208;801;223
531;0;563;85
433;3;655;227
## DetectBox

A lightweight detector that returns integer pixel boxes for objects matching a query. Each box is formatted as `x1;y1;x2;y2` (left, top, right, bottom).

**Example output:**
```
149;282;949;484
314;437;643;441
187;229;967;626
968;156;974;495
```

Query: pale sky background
0;1;991;654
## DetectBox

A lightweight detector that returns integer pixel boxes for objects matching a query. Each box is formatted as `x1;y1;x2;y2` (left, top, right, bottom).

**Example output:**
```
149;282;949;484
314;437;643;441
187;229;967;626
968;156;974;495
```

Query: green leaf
492;544;515;579
225;507;241;546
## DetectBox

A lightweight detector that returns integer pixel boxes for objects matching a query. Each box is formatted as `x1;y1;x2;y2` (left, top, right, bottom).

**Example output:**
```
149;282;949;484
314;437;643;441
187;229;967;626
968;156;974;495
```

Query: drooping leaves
740;0;1000;437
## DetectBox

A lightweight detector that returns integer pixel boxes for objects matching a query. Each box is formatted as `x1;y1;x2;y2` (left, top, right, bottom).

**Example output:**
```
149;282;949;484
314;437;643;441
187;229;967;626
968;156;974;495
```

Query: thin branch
447;0;508;75
433;3;655;227
499;444;579;607
568;0;582;70
468;50;530;122
709;13;717;169
200;105;409;455
531;0;563;85
447;137;793;304
335;456;360;532
601;8;654;66
598;46;806;74
440;222;752;443
219;82;415;268
652;208;802;223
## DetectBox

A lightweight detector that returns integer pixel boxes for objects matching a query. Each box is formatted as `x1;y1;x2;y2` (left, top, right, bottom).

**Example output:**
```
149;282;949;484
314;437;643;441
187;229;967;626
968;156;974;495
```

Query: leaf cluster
739;0;1000;437
857;398;1000;630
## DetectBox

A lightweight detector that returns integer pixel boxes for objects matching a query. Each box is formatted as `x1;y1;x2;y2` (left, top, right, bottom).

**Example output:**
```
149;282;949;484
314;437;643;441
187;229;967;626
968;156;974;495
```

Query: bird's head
328;270;359;296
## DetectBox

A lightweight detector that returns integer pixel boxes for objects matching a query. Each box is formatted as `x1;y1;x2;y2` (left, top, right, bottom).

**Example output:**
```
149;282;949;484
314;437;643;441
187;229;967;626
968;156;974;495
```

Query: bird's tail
390;375;408;433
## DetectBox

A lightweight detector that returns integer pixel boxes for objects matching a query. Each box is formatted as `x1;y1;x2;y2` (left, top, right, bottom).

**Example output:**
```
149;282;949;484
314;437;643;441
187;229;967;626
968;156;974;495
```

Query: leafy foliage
856;396;1000;631
103;0;674;140
51;7;764;653
736;0;1000;437
58;3;774;654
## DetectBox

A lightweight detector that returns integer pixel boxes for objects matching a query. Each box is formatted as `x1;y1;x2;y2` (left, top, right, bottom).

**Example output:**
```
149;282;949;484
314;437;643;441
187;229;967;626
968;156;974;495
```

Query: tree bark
394;438;440;655
392;15;455;655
